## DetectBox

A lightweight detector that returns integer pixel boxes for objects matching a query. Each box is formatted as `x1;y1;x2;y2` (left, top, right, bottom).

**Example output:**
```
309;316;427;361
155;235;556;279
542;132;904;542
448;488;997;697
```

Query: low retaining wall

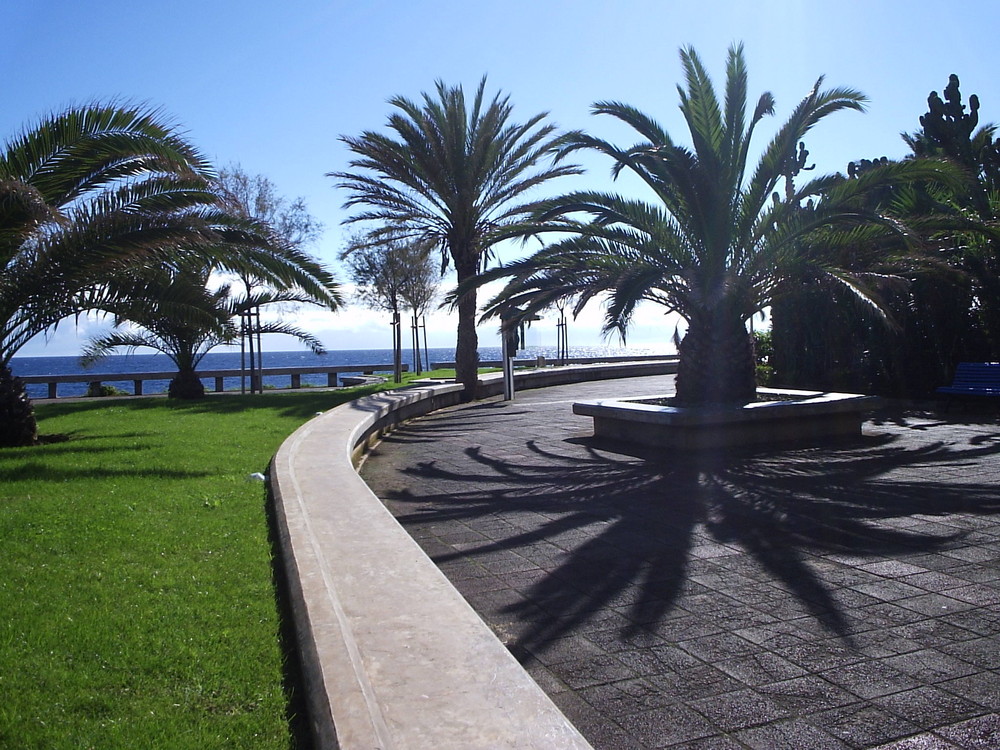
268;361;677;748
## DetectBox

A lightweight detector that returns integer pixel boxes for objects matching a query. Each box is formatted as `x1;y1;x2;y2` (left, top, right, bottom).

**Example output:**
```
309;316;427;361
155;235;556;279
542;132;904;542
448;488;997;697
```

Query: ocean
10;345;673;399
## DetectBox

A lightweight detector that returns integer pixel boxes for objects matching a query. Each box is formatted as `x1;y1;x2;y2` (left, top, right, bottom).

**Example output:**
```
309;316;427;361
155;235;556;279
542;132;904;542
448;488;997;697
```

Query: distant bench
20;364;408;399
937;362;1000;402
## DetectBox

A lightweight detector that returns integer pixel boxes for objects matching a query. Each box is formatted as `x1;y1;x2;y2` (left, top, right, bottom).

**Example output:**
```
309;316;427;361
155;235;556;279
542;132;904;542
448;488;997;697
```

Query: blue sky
7;0;1000;356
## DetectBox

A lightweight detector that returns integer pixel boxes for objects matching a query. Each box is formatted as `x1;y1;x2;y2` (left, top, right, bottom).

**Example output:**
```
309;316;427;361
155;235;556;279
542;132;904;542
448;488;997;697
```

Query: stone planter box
573;388;881;450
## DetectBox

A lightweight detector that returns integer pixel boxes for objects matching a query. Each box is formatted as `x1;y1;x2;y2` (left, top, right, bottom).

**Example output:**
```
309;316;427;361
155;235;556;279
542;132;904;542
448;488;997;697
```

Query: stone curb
268;361;677;748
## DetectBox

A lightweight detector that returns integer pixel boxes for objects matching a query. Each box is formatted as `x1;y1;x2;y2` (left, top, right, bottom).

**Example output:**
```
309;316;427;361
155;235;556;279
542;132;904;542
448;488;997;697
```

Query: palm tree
472;44;955;406
81;264;235;398
0;103;226;445
332;78;580;397
81;261;332;398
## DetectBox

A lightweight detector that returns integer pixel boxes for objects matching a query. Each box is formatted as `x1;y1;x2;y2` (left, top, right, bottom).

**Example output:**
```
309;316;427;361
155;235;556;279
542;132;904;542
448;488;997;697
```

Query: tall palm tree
0;103;225;445
472;45;956;406
332;78;580;397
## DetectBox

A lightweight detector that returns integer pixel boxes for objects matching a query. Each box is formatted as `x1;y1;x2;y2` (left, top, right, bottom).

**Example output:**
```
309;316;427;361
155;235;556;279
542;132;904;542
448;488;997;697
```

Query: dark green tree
771;74;999;398
904;74;1000;356
774;74;1000;398
344;235;436;381
84;168;339;399
468;45;950;406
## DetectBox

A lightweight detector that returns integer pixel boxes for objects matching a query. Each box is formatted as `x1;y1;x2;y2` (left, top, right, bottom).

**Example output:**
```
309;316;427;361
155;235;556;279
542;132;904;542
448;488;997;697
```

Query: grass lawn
0;375;449;749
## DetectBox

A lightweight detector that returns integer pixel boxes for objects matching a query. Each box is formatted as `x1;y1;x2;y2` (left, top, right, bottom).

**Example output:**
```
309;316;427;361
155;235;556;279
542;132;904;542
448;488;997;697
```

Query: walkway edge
269;361;676;748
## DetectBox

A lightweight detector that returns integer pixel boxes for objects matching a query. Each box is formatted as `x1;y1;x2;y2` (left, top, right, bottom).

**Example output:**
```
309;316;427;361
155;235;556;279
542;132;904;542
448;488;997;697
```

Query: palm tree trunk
675;312;756;406
454;256;480;400
168;366;206;399
0;363;38;446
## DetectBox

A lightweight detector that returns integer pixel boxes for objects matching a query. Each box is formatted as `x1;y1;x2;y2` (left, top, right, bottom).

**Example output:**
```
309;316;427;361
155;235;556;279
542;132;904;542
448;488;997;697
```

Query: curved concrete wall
268;361;677;748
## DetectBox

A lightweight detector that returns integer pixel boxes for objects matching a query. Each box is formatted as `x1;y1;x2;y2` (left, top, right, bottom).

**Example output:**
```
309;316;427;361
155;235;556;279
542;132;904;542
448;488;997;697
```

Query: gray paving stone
577;678;675;716
886;619;981;649
859;561;931;578
664;736;744;749
897;593;977;617
688;686;792;731
854;579;928;601
949;564;1000;583
940;637;1000;670
782;638;868;672
946;583;1000;605
736;718;851;749
820;659;922;700
757;674;859;713
616;702;718;747
874;684;986;727
814;702;919;747
939;671;1000;711
935;713;1000;748
611;642;701;677
882;647;980;683
871;733;962;748
558;653;637;689
713;650;809;686
645;663;745;702
938;607;1000;637
677;631;762;662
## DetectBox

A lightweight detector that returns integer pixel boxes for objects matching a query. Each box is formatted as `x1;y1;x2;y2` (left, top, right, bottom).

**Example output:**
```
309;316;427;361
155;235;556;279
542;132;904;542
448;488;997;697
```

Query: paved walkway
360;375;1000;749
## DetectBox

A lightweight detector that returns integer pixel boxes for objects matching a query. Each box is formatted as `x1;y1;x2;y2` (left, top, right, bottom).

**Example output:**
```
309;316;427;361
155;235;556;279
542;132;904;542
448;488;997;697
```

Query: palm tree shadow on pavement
383;426;1000;658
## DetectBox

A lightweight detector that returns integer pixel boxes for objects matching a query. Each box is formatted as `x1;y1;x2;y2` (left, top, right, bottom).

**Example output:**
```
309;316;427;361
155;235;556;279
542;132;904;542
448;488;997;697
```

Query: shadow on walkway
385;423;1000;656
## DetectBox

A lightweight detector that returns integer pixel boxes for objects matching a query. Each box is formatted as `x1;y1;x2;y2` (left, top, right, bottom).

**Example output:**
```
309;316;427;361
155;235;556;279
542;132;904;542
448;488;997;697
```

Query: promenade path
360;374;1000;749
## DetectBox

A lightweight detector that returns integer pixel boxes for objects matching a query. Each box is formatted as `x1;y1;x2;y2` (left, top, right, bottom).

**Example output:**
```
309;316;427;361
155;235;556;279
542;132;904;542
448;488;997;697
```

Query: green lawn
0;380;420;749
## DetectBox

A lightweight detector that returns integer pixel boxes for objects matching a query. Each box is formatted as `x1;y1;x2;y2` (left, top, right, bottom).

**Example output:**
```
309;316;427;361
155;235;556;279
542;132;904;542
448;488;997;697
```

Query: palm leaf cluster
0;104;222;365
475;45;956;405
83;168;342;399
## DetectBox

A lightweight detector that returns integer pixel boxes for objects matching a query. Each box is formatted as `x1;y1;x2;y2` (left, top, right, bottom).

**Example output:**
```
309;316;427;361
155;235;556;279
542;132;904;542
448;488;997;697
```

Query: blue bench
937;362;1000;403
